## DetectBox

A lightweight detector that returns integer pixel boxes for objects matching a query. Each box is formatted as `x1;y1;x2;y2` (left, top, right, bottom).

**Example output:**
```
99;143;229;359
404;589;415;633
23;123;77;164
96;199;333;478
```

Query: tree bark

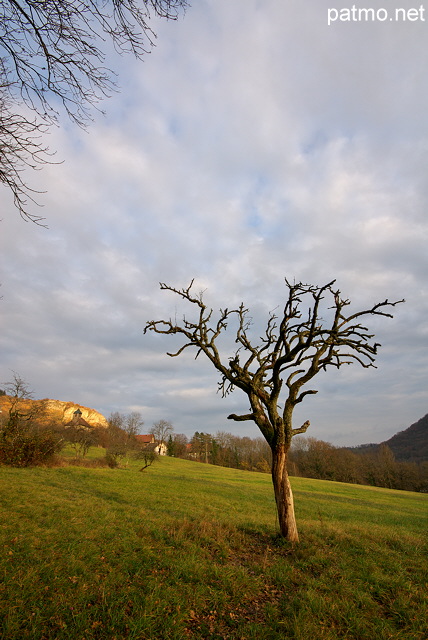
271;445;299;542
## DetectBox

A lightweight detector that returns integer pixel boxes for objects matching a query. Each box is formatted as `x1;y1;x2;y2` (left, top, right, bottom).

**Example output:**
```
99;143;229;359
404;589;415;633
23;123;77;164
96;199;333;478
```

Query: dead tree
144;279;404;542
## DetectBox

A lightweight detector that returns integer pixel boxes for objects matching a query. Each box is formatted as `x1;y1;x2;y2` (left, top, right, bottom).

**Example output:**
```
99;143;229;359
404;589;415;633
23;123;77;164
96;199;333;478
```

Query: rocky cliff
0;395;108;428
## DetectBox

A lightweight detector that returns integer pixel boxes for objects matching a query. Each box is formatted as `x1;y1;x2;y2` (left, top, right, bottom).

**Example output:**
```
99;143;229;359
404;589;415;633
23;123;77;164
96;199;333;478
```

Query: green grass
1;456;427;639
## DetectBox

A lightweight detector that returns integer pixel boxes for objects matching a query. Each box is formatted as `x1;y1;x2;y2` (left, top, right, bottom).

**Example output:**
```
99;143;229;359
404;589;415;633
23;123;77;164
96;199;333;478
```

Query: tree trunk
271;445;299;542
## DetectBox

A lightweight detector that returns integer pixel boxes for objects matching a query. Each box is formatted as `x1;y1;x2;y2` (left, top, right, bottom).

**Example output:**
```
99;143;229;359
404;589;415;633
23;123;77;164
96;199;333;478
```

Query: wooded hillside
383;413;428;462
349;413;428;463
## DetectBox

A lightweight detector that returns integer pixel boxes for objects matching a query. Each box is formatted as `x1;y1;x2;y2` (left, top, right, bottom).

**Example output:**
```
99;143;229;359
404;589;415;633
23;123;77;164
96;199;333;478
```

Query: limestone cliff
0;395;108;428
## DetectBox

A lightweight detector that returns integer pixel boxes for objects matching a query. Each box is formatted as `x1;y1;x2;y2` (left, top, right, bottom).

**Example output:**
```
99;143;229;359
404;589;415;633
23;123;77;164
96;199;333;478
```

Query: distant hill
0;395;108;429
383;414;428;463
349;414;428;463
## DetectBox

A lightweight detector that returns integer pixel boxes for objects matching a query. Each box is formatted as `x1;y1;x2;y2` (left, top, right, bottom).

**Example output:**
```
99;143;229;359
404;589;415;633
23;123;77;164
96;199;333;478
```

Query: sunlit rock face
0;395;108;428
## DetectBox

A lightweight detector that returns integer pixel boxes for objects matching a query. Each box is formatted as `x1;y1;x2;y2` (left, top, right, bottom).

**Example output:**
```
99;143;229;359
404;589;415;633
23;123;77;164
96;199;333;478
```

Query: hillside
349;413;428;463
0;394;108;428
383;413;428;462
0;457;427;640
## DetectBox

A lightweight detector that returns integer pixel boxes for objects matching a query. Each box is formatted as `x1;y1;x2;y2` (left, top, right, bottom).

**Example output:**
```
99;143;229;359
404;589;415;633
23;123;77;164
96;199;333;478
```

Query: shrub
134;449;158;471
0;428;64;467
105;451;121;468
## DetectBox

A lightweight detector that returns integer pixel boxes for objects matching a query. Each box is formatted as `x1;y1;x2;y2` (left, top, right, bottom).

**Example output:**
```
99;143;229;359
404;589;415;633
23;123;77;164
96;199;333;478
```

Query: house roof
64;408;93;429
64;416;93;429
135;434;155;444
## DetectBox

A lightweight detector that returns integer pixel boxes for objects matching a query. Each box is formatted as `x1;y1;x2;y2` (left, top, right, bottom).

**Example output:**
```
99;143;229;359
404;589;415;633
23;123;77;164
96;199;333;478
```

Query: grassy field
0;455;427;640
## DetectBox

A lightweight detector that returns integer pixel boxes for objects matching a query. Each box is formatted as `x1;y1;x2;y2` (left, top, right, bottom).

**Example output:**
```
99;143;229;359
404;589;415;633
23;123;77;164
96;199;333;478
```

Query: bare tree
3;371;33;399
2;371;36;431
107;411;144;438
104;410;145;463
145;279;404;542
125;411;145;438
0;0;188;222
150;419;174;447
107;411;126;430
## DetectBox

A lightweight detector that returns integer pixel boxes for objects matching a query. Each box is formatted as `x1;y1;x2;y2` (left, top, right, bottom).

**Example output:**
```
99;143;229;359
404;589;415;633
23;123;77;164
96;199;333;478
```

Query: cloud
1;0;427;446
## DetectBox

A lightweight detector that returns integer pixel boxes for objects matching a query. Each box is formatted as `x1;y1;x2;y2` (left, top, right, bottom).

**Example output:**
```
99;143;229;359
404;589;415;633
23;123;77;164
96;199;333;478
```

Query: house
64;408;93;430
135;434;167;456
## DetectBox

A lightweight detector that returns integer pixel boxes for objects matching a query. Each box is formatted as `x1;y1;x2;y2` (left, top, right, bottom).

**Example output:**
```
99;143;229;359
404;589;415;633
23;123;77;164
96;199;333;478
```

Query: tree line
289;437;428;493
167;431;428;493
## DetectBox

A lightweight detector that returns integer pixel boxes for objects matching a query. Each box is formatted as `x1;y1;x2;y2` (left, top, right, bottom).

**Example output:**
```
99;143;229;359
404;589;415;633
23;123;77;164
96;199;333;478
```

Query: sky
1;0;427;446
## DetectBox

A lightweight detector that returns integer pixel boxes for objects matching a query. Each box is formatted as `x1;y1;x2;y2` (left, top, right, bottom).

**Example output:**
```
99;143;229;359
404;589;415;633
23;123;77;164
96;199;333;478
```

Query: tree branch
292;420;310;435
227;412;256;422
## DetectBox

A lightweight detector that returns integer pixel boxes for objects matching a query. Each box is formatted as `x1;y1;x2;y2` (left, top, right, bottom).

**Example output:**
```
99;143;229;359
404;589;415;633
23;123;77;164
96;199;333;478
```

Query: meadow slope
0;456;427;639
